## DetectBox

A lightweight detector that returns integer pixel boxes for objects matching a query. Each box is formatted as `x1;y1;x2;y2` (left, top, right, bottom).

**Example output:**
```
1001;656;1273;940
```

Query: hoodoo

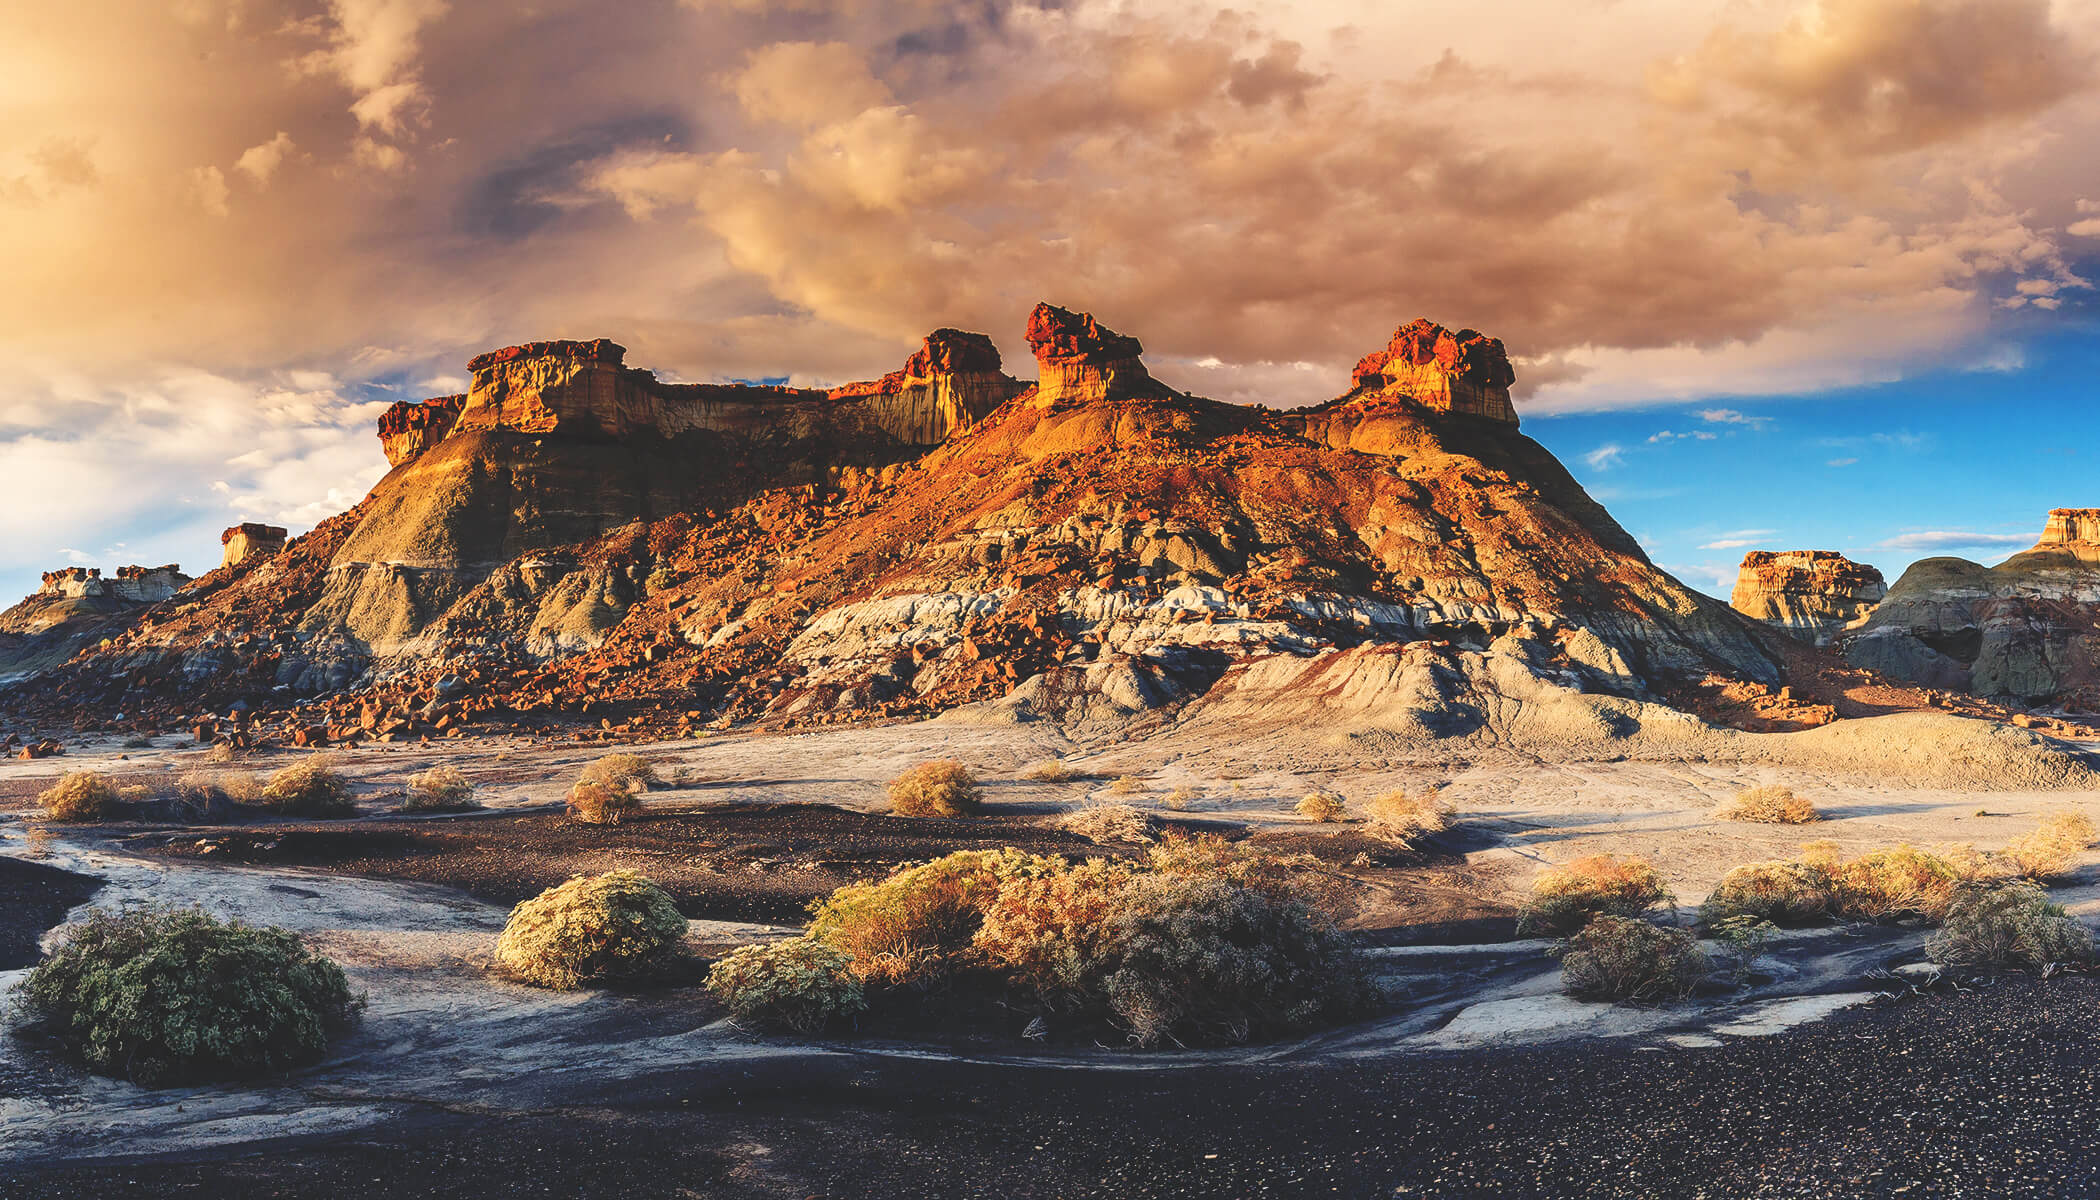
1730;551;1886;644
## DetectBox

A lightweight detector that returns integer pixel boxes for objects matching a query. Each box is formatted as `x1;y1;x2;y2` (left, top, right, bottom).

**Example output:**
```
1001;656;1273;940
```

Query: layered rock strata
1848;510;2100;702
1730;551;1885;644
221;524;287;569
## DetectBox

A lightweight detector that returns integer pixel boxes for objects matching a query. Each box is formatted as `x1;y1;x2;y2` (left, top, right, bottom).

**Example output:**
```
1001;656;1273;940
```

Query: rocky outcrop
1025;303;1158;403
222;524;287;569
38;564;188;604
1847;510;2100;702
18;302;1820;746
1730;551;1885;644
378;394;465;466
1349;318;1517;425
0;563;191;679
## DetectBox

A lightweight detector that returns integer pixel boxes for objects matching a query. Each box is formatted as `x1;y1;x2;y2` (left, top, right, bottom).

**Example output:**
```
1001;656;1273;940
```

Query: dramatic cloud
0;0;2097;598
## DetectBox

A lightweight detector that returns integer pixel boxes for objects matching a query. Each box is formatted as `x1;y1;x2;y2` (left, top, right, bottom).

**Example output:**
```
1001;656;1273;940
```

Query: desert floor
5;720;2100;1197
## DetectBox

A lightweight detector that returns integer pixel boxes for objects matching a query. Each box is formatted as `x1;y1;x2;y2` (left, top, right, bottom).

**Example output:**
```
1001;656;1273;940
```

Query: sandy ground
5;716;2100;1193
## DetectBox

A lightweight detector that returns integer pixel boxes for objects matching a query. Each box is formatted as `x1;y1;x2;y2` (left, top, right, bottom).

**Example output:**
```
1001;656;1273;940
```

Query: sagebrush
886;760;982;817
1557;915;1709;1002
19;905;360;1085
1701;859;1833;927
1057;802;1157;845
1517;854;1673;936
1927;881;2095;969
403;764;480;813
1295;791;1346;823
493;870;688;989
1364;789;1450;843
807;849;1040;985
259;755;356;817
706;936;867;1031
1713;786;1820;825
38;771;120;822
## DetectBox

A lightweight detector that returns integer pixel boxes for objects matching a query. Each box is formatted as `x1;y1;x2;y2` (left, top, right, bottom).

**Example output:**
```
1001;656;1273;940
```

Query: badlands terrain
7;306;2100;1197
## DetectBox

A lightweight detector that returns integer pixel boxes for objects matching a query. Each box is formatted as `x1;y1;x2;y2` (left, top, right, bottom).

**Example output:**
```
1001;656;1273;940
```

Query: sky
3;0;2098;605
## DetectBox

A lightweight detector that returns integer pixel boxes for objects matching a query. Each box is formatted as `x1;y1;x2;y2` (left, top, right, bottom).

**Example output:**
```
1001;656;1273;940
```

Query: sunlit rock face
1849;510;2100;702
1348;318;1518;425
1730;551;1886;645
221;524;287;569
378;394;465;466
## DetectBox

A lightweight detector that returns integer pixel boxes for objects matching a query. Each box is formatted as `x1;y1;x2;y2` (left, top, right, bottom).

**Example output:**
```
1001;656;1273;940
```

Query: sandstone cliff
1848;510;2100;703
0;563;191;680
13;303;1833;750
1730;551;1885;644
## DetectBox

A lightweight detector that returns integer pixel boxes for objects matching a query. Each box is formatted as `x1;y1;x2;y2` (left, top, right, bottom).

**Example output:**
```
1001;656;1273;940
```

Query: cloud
1699;529;1778;550
1648;429;1717;443
235;132;297;184
1697;407;1769;428
1582;443;1626;470
189;166;230;217
1827;456;1859;467
1873;530;2037;551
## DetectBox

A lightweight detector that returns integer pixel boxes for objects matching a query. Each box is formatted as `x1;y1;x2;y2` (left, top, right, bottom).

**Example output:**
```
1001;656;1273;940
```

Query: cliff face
1730;551;1886;644
15;303;1819;746
0;563;192;680
1848;510;2100;702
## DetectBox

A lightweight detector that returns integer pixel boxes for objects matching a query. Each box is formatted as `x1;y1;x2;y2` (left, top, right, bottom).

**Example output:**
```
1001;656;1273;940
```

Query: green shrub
1713;786;1820;824
1558;916;1709;1002
1926;881;2096;969
402;764;479;813
807;849;1047;986
706;936;867;1031
493;870;688;989
1701;860;1834;927
259;755;356;818
18;905;359;1085
886;760;982;817
1709;915;1777;983
38;771;120;822
1097;870;1375;1047
1517;854;1673;936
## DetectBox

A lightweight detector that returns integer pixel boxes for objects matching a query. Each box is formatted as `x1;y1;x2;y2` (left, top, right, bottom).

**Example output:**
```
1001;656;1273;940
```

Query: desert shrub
1517;854;1673;936
886;760;982;817
493;870;688;989
706;936;867;1031
1022;758;1084;783
205;741;240;764
1927;880;2096;969
566;779;641;825
2003;811;2100;882
1107;775;1146;796
1709;915;1777;983
1364;789;1451;843
1161;786;1199;812
1296;791;1346;823
1096;870;1375;1047
1558;916;1710;1002
1057;802;1157;845
39;771;120;822
1714;785;1820;825
169;770;263;817
1823;844;1961;921
1701;859;1835;927
402;765;480;813
18;905;359;1085
807;849;1049;986
258;755;355;818
579;753;659;794
973;858;1137;1005
1144;830;1357;924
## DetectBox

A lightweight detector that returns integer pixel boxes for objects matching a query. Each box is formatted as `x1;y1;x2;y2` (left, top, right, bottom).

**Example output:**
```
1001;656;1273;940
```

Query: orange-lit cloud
0;0;2097;591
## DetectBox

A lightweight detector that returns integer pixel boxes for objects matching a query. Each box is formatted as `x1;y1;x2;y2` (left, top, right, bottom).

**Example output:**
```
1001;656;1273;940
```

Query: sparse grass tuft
579;753;659;793
1927;880;2096;969
1823;844;1962;921
2003;810;2099;882
170;770;262;818
886;760;982;817
1107;775;1147;797
402;764;480;813
1713;785;1820;825
259;755;356;818
1364;789;1450;843
1021;758;1084;783
1295;791;1346;823
1058;802;1158;845
493;870;688;989
1557;916;1709;1002
1161;786;1199;812
39;771;120;822
1517;854;1673;936
567;780;641;826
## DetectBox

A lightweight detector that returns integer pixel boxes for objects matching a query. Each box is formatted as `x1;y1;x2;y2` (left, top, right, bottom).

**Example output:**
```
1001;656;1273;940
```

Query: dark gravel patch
13;973;2100;1197
132;803;1105;923
0;855;100;969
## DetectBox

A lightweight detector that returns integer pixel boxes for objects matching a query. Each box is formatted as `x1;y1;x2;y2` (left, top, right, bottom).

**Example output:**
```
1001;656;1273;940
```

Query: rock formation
12;304;1843;749
0;563;191;680
1729;551;1886;644
1848;510;2100;703
222;524;287;569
